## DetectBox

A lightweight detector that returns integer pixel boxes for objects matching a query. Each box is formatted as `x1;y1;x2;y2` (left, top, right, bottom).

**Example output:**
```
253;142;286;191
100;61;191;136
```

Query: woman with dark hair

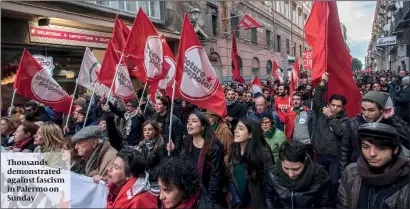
370;81;381;91
6;121;38;152
136;120;167;182
264;140;331;208
156;156;221;208
227;118;274;208
168;110;225;206
106;148;157;208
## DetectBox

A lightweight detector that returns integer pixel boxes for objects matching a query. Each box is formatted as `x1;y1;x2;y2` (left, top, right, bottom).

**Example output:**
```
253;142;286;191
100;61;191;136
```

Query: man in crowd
104;99;143;146
311;73;348;207
243;92;254;115
225;89;247;133
380;75;390;93
390;76;410;124
274;84;291;123
24;101;52;122
338;123;410;208
249;95;283;132
391;69;407;93
263;87;273;108
72;125;117;181
341;91;410;170
150;96;184;154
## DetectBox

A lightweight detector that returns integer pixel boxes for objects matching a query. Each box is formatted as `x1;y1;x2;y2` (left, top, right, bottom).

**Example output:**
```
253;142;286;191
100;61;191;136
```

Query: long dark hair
141;120;164;153
229;118;271;182
183;110;219;168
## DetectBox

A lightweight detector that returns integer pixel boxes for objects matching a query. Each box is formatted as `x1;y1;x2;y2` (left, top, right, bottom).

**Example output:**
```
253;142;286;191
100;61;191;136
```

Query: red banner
30;27;110;44
302;51;313;69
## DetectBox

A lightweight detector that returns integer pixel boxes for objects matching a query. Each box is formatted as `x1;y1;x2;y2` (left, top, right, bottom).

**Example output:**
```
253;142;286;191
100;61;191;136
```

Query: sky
337;1;377;66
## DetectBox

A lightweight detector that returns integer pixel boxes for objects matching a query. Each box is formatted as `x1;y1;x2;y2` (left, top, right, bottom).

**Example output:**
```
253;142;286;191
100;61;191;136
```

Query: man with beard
243;92;255;115
275;84;291;124
380;76;390;92
263;87;274;108
225;89;247;133
338;123;410;209
311;73;348;207
340;91;410;171
249;95;284;131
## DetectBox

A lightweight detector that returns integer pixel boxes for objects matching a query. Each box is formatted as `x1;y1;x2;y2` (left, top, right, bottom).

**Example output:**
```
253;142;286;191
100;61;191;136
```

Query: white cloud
337;1;376;64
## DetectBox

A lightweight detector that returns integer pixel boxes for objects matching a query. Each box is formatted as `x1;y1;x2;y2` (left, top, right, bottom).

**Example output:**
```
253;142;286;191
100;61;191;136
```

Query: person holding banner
106;148;157;208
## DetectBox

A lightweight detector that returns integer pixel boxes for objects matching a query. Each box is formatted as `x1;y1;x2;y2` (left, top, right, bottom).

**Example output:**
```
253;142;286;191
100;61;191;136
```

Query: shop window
94;1;161;19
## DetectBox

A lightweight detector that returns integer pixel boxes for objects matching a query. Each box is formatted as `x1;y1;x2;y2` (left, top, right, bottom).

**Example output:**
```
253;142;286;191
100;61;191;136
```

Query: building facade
1;1;312;104
366;1;410;73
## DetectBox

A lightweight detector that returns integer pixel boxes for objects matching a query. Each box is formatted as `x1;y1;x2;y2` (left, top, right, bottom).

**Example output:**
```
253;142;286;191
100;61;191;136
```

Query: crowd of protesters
1;68;410;208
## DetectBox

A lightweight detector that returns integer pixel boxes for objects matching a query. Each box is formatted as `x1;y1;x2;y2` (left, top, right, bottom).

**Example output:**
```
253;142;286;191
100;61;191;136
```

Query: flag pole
65;78;79;133
137;82;148;111
106;53;125;105
167;81;176;156
83;82;98;128
8;89;17;117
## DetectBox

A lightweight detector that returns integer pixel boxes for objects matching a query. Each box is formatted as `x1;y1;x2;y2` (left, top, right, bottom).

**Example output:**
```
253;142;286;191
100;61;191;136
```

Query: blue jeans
316;153;341;207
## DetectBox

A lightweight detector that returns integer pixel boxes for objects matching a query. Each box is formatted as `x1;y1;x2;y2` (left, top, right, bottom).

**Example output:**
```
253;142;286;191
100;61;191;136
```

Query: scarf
124;111;137;136
263;125;277;139
139;138;157;154
85;141;110;176
357;155;410;186
226;99;234;107
292;105;306;122
276;155;317;191
211;122;219;131
13;137;34;152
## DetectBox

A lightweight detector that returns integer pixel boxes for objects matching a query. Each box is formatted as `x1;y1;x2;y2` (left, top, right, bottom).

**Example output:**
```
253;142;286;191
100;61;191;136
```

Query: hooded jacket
311;84;348;157
107;173;157;208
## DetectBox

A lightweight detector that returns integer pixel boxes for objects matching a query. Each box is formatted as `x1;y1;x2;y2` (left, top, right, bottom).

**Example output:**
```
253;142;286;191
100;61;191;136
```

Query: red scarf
13;137;33;152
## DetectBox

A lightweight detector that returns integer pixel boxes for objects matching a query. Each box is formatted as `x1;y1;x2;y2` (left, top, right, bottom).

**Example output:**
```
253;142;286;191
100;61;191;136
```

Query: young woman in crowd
61;136;86;174
1;117;21;147
136;120;167;183
227;118;274;208
33;122;63;153
156;156;221;208
259;113;286;163
370;81;382;91
7;121;38;152
106;148;156;208
97;117;108;139
169;110;225;206
264;140;332;208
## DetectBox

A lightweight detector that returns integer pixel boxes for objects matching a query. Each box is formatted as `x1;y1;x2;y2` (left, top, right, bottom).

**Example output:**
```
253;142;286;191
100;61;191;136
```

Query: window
277;35;281;52
209;4;218;36
94;1;161;19
284;1;289;19
304;13;308;26
264;1;272;7
292;43;296;56
299;45;302;57
292;5;297;23
231;14;240;37
286;38;290;52
298;11;302;27
266;30;271;46
251;28;257;44
276;1;281;13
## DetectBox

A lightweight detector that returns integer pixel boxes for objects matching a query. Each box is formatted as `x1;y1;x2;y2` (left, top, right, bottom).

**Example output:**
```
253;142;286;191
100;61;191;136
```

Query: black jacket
341;114;410;170
391;86;410;123
108;102;144;146
311;84;348;157
138;141;168;181
104;112;123;151
182;140;225;206
264;164;332;208
150;112;184;155
227;101;247;133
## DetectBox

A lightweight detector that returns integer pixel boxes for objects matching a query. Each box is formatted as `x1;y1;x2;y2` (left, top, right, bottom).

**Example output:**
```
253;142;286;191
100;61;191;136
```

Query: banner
302;51;313;69
13;49;72;114
113;64;135;100
157;35;176;98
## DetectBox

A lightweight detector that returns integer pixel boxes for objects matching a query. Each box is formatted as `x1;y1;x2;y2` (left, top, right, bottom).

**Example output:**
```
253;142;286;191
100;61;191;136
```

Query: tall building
1;0;312;104
366;1;410;72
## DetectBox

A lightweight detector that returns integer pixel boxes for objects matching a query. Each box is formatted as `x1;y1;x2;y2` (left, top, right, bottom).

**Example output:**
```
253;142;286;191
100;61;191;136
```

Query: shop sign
303;51;313;69
32;55;55;76
376;36;397;47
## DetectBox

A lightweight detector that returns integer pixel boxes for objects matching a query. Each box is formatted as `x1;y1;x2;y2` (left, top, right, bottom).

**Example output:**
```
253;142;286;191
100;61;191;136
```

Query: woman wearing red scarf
105;148;157;208
156;156;221;208
8;121;38;152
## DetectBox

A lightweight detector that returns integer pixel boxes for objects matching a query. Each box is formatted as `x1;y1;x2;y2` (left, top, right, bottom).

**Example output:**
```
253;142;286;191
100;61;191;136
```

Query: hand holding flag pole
8;89;17;117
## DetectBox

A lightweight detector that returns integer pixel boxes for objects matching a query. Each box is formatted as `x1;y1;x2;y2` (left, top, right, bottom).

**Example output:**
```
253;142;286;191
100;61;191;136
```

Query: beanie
362;91;392;109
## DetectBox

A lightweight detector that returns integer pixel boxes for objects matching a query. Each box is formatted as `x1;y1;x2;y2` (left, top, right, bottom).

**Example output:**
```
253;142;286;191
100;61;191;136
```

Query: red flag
239;14;263;30
112;15;130;51
175;13;227;118
272;61;282;82
249;76;262;94
124;8;164;83
305;1;361;117
157;35;176;98
14;49;72;114
294;57;300;79
231;29;245;83
289;71;296;101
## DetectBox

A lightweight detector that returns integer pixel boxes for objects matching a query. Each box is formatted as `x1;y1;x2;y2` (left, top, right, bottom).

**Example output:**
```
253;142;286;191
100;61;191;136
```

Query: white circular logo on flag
252;85;262;94
144;36;163;80
158;56;176;90
31;70;68;103
180;46;219;100
114;64;135;100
